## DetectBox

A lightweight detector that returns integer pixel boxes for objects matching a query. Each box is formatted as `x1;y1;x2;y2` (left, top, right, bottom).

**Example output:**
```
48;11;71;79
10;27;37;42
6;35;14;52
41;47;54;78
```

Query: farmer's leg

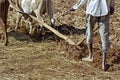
98;14;110;70
82;14;96;61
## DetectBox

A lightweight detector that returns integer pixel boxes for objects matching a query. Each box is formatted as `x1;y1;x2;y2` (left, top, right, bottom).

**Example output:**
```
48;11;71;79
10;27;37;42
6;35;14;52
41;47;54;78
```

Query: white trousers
85;14;110;52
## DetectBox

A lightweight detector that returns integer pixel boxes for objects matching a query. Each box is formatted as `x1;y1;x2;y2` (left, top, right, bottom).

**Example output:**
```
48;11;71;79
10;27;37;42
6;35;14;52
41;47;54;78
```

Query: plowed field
0;0;119;80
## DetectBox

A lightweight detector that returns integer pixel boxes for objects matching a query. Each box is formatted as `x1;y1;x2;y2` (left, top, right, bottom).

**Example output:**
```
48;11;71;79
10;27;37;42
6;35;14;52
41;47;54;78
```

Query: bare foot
82;56;93;62
102;64;110;71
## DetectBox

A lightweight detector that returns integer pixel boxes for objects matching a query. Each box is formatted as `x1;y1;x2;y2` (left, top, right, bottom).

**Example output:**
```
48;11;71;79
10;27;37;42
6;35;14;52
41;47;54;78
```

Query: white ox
10;0;55;34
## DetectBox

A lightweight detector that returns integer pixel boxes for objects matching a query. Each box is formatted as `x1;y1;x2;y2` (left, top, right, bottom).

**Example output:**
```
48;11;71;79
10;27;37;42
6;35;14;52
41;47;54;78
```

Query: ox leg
3;25;8;46
0;19;8;46
34;9;44;36
28;18;33;35
15;13;22;30
35;9;44;27
47;0;55;27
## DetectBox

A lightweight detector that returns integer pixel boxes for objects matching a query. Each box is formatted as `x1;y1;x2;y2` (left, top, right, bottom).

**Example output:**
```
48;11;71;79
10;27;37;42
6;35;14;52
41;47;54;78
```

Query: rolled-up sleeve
72;0;87;9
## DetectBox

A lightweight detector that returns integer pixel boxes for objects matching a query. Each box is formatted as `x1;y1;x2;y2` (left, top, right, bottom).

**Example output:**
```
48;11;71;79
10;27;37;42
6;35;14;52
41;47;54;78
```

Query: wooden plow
29;14;76;45
76;26;99;46
8;1;76;45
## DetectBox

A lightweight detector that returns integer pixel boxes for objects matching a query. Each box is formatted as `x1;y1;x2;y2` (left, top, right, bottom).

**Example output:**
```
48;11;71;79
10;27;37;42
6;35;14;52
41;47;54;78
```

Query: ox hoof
4;42;8;46
82;57;93;62
51;18;55;27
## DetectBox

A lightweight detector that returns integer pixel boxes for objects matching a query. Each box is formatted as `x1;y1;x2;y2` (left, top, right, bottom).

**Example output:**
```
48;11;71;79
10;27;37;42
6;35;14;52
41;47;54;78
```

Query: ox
0;0;9;46
9;0;55;34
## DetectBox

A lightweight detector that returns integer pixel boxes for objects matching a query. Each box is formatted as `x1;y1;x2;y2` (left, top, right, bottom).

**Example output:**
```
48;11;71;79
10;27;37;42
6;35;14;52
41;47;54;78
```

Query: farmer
70;0;115;70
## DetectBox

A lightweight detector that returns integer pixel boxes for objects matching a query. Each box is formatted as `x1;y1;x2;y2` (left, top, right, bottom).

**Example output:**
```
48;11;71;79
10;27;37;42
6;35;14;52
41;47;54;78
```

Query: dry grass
0;0;119;80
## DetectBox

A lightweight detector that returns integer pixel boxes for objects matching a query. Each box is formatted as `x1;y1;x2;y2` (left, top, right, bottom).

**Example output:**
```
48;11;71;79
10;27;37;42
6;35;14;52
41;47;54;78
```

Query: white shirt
72;0;109;16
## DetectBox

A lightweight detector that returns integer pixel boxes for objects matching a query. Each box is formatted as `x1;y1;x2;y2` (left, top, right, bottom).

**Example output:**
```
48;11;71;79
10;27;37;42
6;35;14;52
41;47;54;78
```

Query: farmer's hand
110;7;115;15
70;5;78;11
